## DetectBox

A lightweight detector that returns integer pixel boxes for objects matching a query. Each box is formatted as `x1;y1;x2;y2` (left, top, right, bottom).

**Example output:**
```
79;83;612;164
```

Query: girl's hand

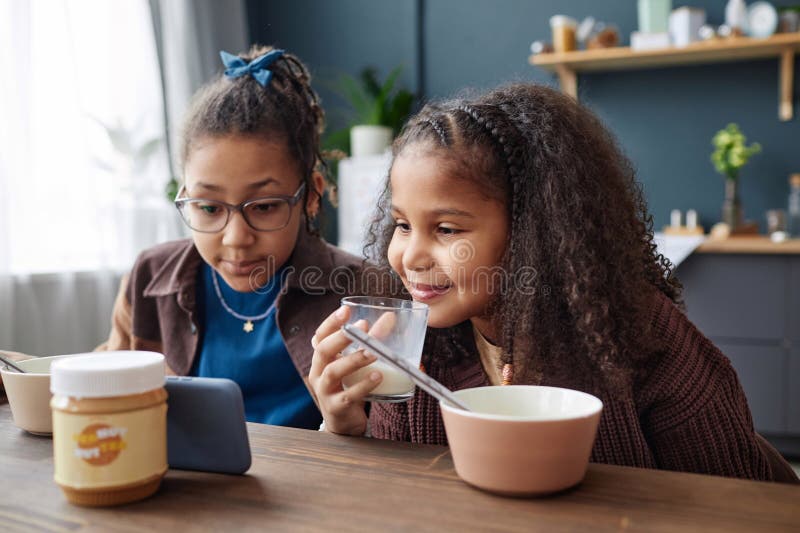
308;306;383;436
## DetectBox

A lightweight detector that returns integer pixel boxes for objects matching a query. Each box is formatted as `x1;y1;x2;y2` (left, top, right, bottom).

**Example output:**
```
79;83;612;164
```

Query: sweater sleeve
641;294;798;483
368;400;411;442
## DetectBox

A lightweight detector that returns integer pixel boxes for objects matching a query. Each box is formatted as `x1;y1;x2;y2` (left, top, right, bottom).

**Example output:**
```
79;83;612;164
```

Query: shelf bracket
555;65;578;100
780;47;794;121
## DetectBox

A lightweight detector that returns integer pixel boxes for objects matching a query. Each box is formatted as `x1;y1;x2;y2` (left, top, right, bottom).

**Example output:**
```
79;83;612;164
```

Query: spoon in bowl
342;324;471;411
0;352;26;373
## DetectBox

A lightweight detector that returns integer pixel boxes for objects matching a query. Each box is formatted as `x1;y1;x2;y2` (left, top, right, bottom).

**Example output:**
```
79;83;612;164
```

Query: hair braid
456;103;531;377
277;55;329;233
424;117;450;146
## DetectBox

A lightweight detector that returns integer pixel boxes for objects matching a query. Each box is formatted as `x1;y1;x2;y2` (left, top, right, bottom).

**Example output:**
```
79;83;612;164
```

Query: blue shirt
192;263;321;429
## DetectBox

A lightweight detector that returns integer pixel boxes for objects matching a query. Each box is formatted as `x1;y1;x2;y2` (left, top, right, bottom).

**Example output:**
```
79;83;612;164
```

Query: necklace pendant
243;320;254;333
501;363;514;386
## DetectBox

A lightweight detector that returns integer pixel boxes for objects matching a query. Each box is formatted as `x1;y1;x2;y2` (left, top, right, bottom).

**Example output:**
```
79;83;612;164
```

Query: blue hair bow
220;49;285;87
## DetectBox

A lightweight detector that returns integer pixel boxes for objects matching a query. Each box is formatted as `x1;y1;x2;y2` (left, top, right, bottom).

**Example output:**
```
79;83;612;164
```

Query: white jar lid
550;15;578;28
51;351;165;398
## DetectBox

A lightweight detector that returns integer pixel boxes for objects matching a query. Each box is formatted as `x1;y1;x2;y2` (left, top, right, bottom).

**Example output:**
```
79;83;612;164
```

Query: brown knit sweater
369;292;799;483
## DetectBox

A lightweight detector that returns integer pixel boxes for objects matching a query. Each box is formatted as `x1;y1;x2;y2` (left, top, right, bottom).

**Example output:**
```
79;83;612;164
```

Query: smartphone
165;376;252;474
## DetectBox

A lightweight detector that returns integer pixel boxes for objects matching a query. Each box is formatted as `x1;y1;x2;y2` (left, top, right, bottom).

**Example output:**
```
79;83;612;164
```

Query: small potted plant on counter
711;123;761;233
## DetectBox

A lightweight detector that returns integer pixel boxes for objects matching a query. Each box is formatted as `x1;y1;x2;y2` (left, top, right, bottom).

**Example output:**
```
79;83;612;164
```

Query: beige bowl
1;354;84;435
440;385;603;496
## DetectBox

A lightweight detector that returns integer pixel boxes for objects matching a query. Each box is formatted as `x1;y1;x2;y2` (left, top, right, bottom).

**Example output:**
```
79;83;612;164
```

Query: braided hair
180;44;326;234
364;83;681;388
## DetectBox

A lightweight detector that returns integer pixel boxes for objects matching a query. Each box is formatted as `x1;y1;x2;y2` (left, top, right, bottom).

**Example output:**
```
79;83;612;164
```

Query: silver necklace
212;270;279;333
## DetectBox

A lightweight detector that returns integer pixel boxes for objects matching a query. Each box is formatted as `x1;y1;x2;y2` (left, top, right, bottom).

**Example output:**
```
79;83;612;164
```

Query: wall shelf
529;33;800;121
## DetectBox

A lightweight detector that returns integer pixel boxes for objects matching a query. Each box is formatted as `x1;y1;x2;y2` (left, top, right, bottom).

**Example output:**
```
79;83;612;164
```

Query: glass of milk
340;296;429;402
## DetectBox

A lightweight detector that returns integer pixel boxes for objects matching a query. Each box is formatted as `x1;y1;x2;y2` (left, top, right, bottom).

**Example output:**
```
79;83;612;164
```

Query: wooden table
0;405;797;532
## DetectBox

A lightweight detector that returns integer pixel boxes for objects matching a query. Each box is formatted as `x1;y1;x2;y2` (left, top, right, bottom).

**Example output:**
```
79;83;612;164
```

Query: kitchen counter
696;237;800;254
654;235;800;269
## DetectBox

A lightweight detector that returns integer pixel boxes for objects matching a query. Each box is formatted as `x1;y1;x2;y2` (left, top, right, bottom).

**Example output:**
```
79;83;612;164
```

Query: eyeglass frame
174;181;307;233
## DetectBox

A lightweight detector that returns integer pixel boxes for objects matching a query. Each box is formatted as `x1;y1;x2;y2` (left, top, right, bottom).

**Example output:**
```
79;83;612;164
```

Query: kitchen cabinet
678;249;800;456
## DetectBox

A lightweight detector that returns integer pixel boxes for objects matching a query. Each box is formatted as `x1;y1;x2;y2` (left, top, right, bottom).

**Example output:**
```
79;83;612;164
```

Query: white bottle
788;174;800;237
670;209;682;228
725;0;748;34
686;209;698;230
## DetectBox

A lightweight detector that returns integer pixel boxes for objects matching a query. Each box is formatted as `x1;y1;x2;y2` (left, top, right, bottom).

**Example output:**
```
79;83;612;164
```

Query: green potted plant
323;66;413;161
710;123;761;230
332;66;414;155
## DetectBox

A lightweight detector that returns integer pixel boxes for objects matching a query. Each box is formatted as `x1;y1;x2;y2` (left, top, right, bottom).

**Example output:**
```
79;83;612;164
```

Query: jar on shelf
550;15;578;53
638;0;672;33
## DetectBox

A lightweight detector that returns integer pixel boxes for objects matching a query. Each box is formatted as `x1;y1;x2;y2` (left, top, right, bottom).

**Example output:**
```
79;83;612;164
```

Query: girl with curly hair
308;83;797;482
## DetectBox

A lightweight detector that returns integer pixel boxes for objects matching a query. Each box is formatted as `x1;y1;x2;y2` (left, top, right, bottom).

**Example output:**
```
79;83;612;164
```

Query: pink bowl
440;385;602;496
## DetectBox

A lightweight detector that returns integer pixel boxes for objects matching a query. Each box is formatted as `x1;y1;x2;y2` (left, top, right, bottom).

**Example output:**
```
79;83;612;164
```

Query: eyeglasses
174;182;306;233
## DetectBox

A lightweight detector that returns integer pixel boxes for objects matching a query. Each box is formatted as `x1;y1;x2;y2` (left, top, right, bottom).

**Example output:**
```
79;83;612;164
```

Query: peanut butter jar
50;351;167;507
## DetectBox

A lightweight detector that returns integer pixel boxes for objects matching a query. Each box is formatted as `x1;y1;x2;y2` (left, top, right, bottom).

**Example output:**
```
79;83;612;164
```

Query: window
0;0;179;274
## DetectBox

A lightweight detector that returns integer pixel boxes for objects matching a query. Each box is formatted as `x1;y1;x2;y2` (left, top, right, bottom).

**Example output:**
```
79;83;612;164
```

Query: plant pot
350;125;392;158
721;178;743;230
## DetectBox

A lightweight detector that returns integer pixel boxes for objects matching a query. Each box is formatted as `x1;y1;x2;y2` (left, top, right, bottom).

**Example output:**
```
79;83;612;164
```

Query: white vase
350;125;392;158
725;0;748;34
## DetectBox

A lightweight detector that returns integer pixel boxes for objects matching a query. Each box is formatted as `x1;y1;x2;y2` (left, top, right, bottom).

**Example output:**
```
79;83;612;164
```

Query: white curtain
0;0;177;275
0;0;248;356
0;0;248;355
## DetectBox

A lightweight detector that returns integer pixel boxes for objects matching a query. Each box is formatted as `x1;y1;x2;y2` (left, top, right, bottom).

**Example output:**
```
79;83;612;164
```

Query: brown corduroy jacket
98;229;363;401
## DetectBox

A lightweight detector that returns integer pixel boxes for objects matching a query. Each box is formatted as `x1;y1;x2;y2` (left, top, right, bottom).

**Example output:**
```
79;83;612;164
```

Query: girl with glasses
97;45;363;429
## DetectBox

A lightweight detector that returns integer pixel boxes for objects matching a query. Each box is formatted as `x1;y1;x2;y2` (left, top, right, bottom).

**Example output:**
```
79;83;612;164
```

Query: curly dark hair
364;83;681;387
180;44;326;234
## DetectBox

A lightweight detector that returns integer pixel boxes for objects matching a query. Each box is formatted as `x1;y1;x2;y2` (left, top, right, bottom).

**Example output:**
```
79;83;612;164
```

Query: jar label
53;404;167;489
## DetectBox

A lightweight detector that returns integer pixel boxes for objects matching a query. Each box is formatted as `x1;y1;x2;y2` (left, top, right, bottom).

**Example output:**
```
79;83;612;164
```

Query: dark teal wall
247;0;800;233
246;0;419;131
